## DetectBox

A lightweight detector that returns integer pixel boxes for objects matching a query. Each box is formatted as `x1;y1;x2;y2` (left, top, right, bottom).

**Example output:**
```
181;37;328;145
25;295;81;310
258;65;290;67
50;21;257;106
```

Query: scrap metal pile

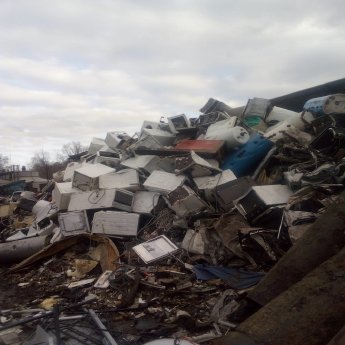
1;92;345;345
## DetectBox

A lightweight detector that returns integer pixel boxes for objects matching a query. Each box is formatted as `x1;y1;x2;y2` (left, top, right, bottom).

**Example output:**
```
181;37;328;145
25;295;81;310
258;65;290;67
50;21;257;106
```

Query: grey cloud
0;0;345;165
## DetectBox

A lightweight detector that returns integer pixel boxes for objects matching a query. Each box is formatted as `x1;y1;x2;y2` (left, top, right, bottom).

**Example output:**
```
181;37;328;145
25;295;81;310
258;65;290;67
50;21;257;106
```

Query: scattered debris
1;87;345;344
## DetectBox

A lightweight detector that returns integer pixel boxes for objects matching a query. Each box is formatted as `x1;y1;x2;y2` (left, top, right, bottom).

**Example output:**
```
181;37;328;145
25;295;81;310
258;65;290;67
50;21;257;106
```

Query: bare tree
57;141;88;162
31;150;52;179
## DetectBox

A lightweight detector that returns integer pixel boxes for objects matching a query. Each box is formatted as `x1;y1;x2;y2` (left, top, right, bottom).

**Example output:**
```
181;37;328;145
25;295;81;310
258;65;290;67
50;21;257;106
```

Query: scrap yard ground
0;79;345;345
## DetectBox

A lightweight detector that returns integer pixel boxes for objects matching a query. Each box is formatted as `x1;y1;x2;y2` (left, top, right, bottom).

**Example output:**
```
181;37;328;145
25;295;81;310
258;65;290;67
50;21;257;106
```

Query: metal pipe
0;235;49;263
0;297;96;331
88;309;118;345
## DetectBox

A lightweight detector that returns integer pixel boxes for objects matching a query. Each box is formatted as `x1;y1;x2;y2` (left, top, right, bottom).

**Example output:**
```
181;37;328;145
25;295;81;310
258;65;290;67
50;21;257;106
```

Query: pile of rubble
0;92;345;345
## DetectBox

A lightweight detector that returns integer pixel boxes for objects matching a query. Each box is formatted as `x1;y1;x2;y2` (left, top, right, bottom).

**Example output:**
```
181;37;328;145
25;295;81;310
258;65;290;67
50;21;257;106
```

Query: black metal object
0;297;96;331
270;78;345;112
248;189;345;307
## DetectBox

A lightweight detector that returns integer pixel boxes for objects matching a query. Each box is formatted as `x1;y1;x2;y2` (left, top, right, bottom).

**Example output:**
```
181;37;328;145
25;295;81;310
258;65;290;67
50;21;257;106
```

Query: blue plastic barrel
221;133;273;177
303;96;329;117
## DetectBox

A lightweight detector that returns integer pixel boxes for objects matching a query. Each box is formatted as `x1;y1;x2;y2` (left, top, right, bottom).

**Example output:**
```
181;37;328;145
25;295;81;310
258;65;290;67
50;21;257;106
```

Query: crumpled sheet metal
210;289;239;322
9;234;120;273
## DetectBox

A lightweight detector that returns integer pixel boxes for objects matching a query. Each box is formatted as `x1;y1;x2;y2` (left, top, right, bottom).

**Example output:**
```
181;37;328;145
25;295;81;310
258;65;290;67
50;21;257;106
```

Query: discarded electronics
234;184;293;222
80;152;97;163
140;128;176;146
134;132;164;150
105;131;131;150
198;112;231;126
133;235;179;264
88;137;106;154
72;163;115;191
52;182;74;210
93;150;122;168
92;211;140;236
141;120;161;131
58;211;90;236
200;97;233;115
193;169;237;202
215;176;256;210
143;170;186;194
167;114;190;133
309;127;345;155
32;200;58;222
68;189;116;211
167;185;210;217
112;189;134;212
99;169;140;191
243;97;271;119
175;151;221;177
132;191;163;214
121;155;161;174
63;161;82;181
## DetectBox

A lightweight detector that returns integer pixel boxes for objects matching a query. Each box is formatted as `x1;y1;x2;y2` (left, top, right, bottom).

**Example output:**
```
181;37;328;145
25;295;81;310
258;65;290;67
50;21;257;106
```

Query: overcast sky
1;0;344;166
